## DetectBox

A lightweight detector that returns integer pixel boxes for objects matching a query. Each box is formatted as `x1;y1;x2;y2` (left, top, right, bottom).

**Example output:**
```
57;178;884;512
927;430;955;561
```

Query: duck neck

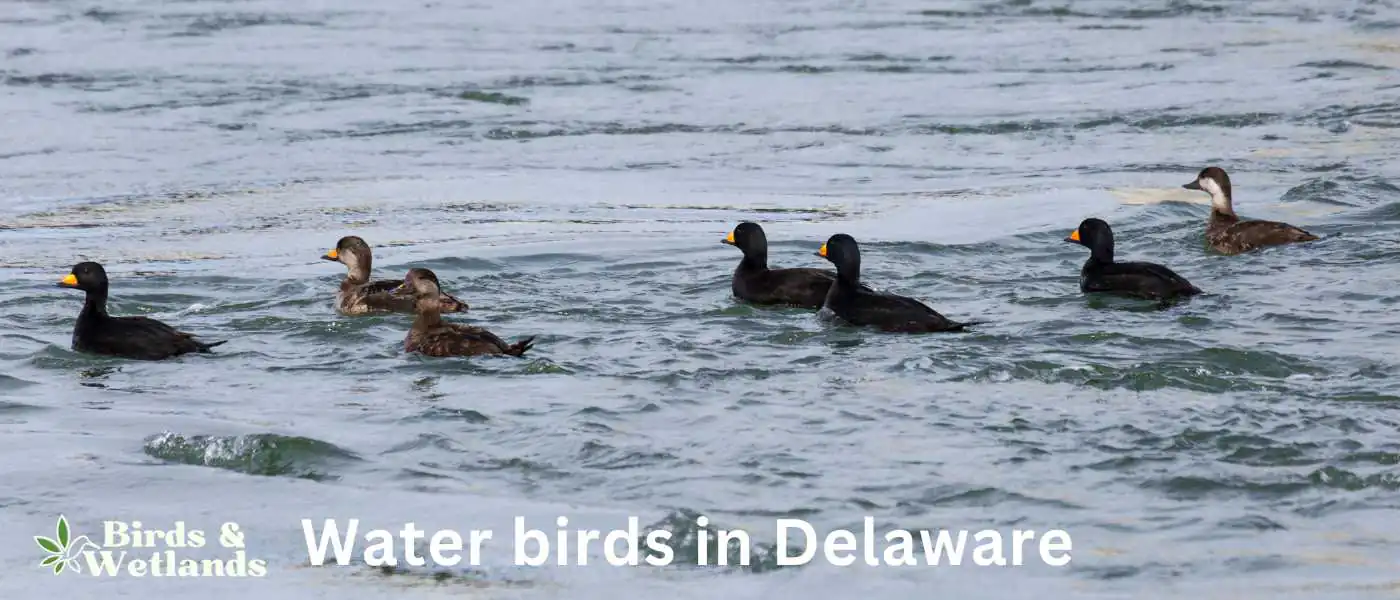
739;246;768;271
344;263;371;285
413;295;444;328
1087;244;1114;265
342;249;373;284
81;285;110;319
823;266;860;311
1204;181;1235;217
835;263;861;291
1210;208;1239;223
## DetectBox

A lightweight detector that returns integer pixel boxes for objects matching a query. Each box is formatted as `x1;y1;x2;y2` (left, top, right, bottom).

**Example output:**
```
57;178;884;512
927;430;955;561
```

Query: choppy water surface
2;0;1400;597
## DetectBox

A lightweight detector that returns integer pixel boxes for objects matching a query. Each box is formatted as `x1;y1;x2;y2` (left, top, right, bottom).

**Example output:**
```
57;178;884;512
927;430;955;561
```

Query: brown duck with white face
396;268;533;357
321;236;468;315
1183;167;1319;255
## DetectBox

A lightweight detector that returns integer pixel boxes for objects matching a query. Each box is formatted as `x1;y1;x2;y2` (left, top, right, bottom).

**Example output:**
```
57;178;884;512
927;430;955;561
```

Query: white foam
1109;188;1210;206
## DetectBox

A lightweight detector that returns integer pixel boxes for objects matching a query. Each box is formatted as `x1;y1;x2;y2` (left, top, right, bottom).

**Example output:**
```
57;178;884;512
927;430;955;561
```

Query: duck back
74;313;223;360
1207;211;1318;255
1080;260;1202;301
338;279;467;315
406;323;533;357
822;278;967;333
733;264;841;308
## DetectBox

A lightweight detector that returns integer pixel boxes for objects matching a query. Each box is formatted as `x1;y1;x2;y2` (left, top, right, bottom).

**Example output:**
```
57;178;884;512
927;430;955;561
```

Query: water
2;0;1400;597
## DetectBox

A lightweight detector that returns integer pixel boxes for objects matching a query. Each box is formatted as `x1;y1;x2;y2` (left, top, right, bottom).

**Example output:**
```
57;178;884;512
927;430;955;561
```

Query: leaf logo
35;515;98;575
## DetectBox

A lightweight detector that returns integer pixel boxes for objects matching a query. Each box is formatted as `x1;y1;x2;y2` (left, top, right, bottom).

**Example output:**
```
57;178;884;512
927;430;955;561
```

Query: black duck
59;261;225;360
814;234;977;333
1064;218;1202;302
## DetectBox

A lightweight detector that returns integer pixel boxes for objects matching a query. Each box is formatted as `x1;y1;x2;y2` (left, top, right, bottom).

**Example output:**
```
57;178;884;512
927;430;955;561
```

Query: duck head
1065;217;1115;263
322;236;373;281
723;222;768;267
394;268;443;298
816;233;861;281
58;261;109;292
1183;166;1233;215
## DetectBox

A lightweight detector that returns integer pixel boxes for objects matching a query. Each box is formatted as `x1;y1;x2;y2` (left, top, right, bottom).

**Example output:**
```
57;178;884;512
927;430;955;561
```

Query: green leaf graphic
57;516;70;548
53;561;65;575
40;555;59;567
35;536;60;553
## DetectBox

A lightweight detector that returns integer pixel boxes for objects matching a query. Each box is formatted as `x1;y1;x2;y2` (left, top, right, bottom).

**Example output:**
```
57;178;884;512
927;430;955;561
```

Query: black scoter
814;234;975;333
1064;218;1202;302
59;261;226;360
723;222;863;309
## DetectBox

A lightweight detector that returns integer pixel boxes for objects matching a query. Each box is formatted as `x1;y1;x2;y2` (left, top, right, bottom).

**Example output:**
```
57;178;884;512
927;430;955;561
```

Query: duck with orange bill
321;235;468;315
58;261;226;360
814;234;978;333
722;222;870;309
1064;218;1202;302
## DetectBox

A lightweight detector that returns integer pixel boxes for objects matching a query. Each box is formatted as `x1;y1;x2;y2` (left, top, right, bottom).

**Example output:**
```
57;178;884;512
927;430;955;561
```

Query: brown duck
321;236;467;315
397;268;533;357
1183;167;1319;255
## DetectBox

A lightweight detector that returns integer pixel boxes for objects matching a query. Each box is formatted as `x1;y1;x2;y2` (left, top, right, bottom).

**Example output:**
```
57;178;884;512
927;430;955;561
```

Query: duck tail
506;336;535;357
949;320;988;332
198;339;228;353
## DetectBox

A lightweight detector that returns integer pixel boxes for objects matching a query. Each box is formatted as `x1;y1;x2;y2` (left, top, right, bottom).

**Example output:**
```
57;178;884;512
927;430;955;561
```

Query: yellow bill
324;248;339;259
818;243;828;257
723;232;735;244
1068;230;1080;242
61;274;77;286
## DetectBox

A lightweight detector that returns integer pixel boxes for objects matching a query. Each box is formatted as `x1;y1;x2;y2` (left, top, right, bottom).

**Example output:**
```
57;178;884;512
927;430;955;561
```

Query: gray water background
2;0;1400;597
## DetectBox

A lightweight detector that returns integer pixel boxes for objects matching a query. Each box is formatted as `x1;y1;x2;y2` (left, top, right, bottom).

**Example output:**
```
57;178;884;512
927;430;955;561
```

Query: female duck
814;234;974;333
1183;166;1319;254
321;236;467;315
723;222;857;309
58;261;226;360
397;268;533;357
1064;218;1202;301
